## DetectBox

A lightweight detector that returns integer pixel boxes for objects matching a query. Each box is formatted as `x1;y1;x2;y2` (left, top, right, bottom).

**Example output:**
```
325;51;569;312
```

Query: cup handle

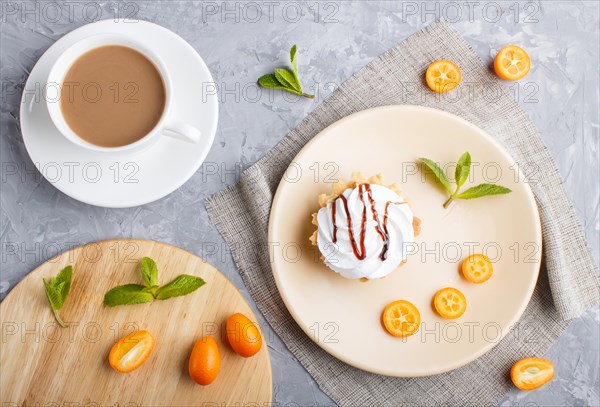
162;120;202;143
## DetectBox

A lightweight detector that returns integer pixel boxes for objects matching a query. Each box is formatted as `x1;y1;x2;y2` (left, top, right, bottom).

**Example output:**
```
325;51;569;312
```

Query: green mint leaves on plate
420;152;512;208
104;257;205;307
258;45;314;98
43;265;73;327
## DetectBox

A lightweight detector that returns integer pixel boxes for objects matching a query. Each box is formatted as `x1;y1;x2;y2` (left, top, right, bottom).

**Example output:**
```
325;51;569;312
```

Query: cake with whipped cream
310;173;420;280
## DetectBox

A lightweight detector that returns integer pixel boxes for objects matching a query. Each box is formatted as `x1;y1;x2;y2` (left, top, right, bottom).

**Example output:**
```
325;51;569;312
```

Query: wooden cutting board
0;239;272;406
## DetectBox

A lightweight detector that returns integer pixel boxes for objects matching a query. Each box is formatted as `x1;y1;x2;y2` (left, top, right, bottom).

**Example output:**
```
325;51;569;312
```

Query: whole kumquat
108;330;155;373
226;313;263;358
425;60;462;93
188;336;221;385
461;253;493;284
382;300;420;338
494;45;531;81
511;357;554;391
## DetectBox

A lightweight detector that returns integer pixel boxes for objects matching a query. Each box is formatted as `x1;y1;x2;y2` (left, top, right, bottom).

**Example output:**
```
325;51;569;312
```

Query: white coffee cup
46;33;201;154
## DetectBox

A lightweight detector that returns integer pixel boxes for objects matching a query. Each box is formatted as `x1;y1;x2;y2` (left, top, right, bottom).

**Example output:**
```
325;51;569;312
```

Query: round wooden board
0;240;272;406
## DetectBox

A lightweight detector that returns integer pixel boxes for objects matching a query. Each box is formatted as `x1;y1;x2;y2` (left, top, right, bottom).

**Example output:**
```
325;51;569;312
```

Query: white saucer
20;19;218;208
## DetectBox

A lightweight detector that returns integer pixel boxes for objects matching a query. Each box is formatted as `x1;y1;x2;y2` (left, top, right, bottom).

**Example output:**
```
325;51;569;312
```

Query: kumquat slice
494;45;531;81
461;253;493;284
433;287;467;319
382;300;421;338
425;60;462;93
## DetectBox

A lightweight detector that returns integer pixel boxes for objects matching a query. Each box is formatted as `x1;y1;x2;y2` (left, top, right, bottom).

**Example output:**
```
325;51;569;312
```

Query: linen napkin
206;21;599;406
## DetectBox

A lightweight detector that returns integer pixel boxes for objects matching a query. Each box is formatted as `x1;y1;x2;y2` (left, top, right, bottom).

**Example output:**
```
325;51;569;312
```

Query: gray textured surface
1;1;598;406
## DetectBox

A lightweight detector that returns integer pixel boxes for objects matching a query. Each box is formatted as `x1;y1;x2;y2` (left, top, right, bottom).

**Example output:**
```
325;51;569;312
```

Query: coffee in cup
47;34;201;154
60;45;166;148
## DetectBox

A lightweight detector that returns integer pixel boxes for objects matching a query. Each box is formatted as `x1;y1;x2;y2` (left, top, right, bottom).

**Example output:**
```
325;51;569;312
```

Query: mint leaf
456;183;512;199
290;44;299;83
104;284;155;307
274;68;301;92
42;265;74;327
155;275;205;301
454;152;471;190
43;281;66;327
43;279;63;310
258;73;288;90
139;257;158;287
55;265;73;302
420;157;453;194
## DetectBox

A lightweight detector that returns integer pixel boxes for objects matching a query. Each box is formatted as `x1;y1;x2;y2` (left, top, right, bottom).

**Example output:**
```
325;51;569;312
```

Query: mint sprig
43;265;73;327
104;257;205;307
420;152;512;208
258;45;314;98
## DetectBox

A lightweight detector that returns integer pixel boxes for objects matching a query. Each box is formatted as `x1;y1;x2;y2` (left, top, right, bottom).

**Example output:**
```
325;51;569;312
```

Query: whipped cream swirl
317;183;414;280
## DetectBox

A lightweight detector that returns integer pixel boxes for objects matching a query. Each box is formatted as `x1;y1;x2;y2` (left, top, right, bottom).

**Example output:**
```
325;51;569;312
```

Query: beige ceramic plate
269;105;541;377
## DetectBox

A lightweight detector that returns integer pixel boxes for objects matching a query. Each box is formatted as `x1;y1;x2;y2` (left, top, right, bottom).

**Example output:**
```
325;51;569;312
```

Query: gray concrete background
1;1;598;405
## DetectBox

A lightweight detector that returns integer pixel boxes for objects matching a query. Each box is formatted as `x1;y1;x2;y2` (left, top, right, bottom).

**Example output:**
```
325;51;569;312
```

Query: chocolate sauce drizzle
331;184;407;261
337;190;367;260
